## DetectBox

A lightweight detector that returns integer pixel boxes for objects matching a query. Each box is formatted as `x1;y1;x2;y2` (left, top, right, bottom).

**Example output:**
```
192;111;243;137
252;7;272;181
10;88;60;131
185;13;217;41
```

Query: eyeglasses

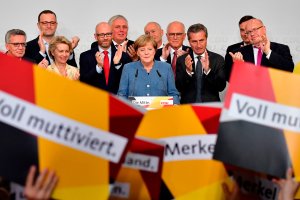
168;33;184;37
40;21;57;26
9;43;27;48
245;26;263;35
96;32;113;38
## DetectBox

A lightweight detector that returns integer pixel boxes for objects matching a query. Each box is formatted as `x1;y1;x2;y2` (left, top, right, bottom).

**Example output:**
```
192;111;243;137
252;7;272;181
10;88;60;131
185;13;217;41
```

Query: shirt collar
113;40;127;47
193;50;206;60
98;46;112;54
170;46;182;54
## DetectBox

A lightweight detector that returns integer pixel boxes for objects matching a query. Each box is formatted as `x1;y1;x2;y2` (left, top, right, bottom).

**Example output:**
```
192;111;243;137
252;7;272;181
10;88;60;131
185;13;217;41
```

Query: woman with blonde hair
47;36;79;80
117;34;180;104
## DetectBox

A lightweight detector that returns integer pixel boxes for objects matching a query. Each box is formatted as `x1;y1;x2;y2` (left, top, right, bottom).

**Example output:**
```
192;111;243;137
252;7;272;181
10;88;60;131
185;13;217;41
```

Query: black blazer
154;45;190;63
79;44;131;94
176;50;226;104
224;42;246;81
24;36;77;67
91;39;134;52
225;42;294;82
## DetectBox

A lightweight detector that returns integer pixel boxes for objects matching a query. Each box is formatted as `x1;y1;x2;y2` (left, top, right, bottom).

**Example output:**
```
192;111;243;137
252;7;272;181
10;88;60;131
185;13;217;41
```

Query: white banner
229;93;300;133
0;91;128;163
110;182;130;198
160;135;217;162
123;152;159;172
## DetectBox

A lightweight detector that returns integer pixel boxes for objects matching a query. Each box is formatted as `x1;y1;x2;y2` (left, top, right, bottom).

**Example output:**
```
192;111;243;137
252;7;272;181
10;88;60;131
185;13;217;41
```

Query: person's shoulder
26;36;39;47
80;47;96;57
155;61;172;71
270;41;290;49
127;39;134;46
67;64;78;70
124;61;138;68
207;50;225;61
22;56;35;63
155;60;171;67
226;42;243;52
182;45;190;50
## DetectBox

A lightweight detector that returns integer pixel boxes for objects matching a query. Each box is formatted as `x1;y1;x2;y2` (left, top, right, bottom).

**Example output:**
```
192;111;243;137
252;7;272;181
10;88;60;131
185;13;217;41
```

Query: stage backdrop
0;0;299;65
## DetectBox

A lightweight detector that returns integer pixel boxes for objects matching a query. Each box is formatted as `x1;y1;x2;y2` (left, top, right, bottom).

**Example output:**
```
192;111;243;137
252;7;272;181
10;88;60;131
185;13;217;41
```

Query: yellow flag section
268;70;300;198
136;104;228;199
33;66;109;200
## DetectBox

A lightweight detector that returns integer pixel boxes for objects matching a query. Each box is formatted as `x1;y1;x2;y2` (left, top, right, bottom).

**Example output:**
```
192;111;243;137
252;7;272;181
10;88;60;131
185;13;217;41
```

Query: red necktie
103;50;109;84
257;48;263;66
171;50;177;77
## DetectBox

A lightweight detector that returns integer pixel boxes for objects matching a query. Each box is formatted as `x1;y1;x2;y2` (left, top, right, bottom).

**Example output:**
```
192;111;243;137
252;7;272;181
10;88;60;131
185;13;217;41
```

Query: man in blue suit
79;22;131;94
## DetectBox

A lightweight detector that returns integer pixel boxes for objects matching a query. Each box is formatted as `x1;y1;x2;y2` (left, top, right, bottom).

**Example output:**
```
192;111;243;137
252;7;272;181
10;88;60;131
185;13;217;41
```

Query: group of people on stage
4;11;295;106
2;9;298;200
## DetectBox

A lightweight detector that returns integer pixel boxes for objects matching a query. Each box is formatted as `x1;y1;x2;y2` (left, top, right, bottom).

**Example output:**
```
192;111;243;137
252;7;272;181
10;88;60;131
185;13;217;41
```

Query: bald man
80;22;131;94
227;18;294;81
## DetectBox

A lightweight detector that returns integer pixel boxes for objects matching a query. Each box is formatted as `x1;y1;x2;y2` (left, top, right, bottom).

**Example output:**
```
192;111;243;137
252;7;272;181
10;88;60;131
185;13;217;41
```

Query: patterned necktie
257;48;263;66
195;56;203;102
171;50;177;78
103;50;109;85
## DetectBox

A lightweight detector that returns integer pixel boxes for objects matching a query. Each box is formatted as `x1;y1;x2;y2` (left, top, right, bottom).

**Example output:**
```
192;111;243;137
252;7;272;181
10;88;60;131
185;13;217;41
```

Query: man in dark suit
80;22;131;94
24;10;79;67
155;21;190;77
176;23;226;104
224;15;254;81
227;18;294;78
91;15;137;61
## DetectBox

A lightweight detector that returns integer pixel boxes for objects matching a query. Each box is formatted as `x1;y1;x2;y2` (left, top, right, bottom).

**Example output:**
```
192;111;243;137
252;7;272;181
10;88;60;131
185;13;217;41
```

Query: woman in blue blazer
117;35;180;104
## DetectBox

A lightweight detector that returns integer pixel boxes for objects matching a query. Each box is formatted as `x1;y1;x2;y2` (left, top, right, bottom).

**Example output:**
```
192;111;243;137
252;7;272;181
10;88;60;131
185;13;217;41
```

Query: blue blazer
118;60;180;104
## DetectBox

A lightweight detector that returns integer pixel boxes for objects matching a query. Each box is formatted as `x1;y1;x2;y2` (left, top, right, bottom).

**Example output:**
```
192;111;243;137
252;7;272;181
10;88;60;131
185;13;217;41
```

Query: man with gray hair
4;29;48;67
5;29;27;58
155;21;190;77
175;23;226;103
91;15;137;61
144;21;164;49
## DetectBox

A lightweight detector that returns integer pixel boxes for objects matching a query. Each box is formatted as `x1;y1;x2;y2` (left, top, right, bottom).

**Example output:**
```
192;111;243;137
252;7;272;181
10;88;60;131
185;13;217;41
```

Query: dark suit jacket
24;36;77;67
79;44;131;94
176;50;226;104
224;42;246;81
154;45;190;63
225;42;294;82
91;39;134;53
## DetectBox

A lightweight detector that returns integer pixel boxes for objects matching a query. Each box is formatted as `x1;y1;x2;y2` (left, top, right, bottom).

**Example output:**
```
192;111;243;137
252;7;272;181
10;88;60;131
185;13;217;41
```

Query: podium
128;96;173;110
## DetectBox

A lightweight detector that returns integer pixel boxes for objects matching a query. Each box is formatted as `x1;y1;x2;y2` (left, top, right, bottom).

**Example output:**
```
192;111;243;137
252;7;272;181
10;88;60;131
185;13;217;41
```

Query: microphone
131;69;139;96
156;70;167;95
156;70;161;77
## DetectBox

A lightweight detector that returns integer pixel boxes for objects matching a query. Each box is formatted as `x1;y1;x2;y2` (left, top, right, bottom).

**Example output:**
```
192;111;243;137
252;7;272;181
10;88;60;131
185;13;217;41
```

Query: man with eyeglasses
155;21;190;77
91;15;137;61
224;15;254;81
227;18;294;79
5;29;27;59
4;29;48;68
24;10;79;67
80;22;131;94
